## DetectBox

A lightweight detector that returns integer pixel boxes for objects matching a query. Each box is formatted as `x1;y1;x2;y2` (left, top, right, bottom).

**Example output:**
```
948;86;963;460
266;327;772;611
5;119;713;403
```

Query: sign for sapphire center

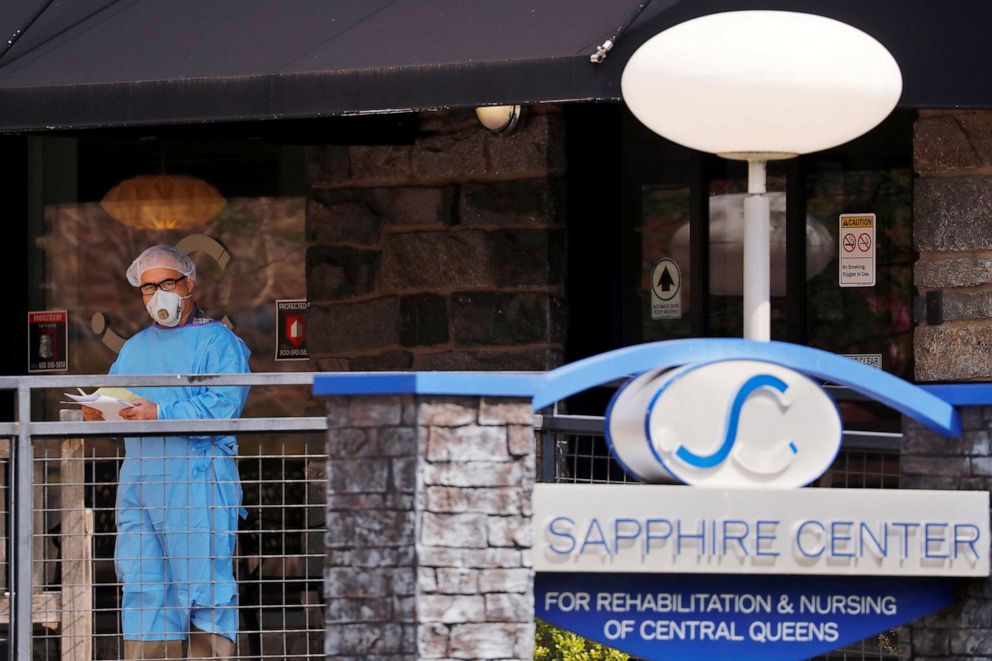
535;484;989;576
536;573;955;661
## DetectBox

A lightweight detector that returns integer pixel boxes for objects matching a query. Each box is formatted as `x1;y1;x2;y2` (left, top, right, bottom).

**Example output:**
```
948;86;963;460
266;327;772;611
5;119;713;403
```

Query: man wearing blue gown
84;245;250;659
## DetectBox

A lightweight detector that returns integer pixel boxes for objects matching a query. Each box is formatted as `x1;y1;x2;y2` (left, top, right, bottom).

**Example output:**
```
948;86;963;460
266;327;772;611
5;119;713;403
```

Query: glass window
27;135;309;420
614;110;914;433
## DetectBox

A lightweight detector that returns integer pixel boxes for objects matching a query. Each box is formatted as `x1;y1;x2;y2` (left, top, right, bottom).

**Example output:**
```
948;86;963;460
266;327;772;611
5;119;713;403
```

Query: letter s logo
674;373;793;470
606;360;842;488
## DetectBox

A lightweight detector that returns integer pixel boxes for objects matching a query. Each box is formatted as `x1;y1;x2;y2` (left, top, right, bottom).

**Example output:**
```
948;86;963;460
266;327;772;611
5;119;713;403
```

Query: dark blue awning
0;0;988;131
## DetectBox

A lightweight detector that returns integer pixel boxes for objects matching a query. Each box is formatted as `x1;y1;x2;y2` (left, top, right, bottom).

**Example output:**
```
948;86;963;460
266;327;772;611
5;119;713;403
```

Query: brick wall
324;395;535;660
306;108;566;372
914;110;992;381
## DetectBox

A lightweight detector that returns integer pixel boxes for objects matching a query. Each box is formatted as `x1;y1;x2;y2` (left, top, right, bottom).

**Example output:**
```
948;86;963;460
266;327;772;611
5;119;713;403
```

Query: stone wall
906;109;992;658
901;410;992;659
914;110;992;381
324;395;535;660
306;108;566;372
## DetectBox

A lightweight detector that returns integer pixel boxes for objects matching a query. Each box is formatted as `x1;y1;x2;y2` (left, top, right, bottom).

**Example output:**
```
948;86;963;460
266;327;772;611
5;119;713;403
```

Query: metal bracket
927;290;944;326
913;291;944;326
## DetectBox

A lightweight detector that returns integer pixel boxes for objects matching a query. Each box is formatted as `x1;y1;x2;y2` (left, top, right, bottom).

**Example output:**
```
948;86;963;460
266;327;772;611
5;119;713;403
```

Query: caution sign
28;310;68;372
839;214;876;287
276;299;309;361
650;258;682;320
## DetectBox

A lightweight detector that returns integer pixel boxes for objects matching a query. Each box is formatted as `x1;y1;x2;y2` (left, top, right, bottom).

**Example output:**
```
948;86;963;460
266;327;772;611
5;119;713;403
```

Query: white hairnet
126;245;197;286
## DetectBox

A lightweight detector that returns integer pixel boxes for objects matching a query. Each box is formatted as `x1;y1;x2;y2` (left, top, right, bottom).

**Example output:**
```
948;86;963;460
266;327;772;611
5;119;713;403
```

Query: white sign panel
838;214;875;287
650;258;682;320
608;361;842;488
534;484;990;577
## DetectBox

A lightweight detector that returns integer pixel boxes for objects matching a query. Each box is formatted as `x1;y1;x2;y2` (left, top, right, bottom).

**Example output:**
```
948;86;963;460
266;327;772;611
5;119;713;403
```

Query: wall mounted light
475;105;523;135
622;10;902;340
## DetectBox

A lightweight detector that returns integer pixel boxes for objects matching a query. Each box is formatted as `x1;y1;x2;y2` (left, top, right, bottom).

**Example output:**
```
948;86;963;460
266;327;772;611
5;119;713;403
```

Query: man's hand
120;400;158;421
82;406;104;421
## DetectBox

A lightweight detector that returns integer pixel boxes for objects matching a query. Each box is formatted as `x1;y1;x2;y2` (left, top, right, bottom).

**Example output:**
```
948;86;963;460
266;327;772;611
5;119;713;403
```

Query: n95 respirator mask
145;290;189;327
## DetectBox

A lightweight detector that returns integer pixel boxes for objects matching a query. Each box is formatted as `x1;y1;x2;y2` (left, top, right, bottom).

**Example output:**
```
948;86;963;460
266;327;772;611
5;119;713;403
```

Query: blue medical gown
111;320;250;641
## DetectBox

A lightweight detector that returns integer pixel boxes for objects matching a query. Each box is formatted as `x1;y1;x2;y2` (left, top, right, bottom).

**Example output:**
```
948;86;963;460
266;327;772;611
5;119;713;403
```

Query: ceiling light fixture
475;105;523;135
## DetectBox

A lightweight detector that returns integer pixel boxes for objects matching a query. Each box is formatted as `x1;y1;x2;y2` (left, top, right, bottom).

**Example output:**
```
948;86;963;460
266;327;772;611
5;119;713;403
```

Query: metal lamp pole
744;159;770;341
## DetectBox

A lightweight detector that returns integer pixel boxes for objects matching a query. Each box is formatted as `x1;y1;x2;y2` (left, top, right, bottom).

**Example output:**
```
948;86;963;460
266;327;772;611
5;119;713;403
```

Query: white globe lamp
622;11;902;340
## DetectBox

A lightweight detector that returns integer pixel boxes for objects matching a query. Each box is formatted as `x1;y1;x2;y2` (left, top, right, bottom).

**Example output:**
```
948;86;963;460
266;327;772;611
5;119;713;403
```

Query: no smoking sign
842;233;872;253
839;214;876;287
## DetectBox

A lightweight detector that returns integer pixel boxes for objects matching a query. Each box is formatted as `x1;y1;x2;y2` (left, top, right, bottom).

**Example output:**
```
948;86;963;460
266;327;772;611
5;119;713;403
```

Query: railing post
10;384;32;661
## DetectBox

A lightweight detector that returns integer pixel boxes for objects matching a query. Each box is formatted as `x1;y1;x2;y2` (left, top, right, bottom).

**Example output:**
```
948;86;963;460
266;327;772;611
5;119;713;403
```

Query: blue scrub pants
115;446;241;642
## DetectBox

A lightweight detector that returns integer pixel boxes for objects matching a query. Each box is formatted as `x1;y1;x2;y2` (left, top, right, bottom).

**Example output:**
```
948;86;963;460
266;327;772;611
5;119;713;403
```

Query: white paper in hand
62;393;136;421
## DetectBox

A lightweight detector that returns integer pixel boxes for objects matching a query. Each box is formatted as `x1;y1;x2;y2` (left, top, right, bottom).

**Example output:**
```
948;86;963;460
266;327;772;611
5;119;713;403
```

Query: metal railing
2;373;910;660
536;411;902;488
0;372;326;661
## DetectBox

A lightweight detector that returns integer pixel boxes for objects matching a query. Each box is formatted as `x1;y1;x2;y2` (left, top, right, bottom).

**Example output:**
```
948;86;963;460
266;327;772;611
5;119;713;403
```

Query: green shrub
535;619;631;661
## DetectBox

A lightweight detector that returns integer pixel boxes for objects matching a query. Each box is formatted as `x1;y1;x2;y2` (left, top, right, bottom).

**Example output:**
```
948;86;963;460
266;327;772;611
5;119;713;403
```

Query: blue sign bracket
313;339;961;438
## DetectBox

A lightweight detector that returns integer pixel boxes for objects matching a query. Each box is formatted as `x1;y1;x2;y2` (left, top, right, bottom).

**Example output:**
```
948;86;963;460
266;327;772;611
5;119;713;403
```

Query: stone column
324;395;535;660
904;109;992;657
914;110;992;380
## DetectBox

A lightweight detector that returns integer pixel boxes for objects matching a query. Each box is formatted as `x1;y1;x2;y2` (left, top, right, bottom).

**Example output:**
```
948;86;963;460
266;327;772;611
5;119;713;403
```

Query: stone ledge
314;113;564;190
379;229;561;291
916;111;992;175
916;255;992;288
450;291;565;347
940;290;992;321
306;245;380;301
412;346;563;371
309;297;400;353
426;425;511;463
308;193;385;245
915;176;992;251
915;321;992;381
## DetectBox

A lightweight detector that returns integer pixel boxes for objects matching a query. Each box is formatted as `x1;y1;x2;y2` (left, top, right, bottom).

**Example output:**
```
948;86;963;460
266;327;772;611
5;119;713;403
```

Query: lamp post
622;11;902;340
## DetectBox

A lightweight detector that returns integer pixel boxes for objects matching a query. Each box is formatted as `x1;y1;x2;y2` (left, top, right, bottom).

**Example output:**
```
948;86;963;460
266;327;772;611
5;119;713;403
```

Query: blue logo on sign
675;373;793;469
314;338;961;445
609;359;843;488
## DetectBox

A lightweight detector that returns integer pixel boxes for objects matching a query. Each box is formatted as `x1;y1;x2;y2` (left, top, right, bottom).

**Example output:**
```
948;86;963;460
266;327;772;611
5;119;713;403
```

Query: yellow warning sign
839;213;876;287
840;215;874;228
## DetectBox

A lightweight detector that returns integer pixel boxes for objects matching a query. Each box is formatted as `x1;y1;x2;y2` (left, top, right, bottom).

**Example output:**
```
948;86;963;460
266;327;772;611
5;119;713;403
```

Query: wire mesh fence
0;373;328;661
23;435;327;661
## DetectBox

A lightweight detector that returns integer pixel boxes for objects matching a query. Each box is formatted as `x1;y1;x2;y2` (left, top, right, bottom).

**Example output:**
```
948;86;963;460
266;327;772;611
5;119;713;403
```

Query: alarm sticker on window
276;299;309;361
